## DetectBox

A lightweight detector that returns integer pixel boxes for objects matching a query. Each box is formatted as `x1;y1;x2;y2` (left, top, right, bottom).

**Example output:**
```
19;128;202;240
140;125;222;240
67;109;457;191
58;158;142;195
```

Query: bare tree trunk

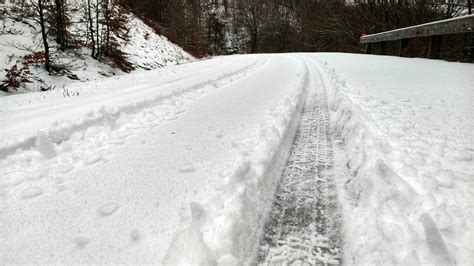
104;0;110;53
87;0;96;58
54;0;66;49
95;0;101;59
38;0;51;72
250;31;258;53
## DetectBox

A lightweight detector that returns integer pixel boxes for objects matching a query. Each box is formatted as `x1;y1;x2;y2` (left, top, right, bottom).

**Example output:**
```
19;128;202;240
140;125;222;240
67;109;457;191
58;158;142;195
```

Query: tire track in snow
1;56;268;202
0;57;267;160
258;60;343;265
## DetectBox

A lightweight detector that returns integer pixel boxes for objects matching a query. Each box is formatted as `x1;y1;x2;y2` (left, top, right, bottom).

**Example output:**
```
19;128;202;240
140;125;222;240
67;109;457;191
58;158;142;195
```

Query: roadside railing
360;14;474;59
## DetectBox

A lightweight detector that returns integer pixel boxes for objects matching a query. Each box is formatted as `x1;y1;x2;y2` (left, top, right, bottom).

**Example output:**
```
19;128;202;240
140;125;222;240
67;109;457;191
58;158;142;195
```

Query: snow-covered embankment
317;54;474;265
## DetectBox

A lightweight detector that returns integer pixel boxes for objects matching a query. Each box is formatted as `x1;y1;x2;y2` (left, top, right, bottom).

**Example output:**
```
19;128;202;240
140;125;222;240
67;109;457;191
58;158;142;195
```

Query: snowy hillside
1;53;472;264
120;15;194;70
0;3;194;94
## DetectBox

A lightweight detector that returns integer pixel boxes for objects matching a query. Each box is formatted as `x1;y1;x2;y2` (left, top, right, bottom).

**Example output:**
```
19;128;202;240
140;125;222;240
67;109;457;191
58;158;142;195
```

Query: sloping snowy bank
0;56;257;159
316;54;474;265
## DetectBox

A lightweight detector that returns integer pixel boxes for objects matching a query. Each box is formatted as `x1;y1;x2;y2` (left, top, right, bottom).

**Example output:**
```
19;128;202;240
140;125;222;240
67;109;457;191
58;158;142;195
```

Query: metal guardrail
360;14;474;44
360;14;474;59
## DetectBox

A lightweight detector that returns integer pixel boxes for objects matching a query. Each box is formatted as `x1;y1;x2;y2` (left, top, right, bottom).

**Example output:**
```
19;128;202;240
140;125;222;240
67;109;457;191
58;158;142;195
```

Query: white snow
179;163;196;173
0;3;194;94
0;53;473;265
35;132;57;159
97;202;120;216
121;14;194;70
317;53;474;265
0;54;304;263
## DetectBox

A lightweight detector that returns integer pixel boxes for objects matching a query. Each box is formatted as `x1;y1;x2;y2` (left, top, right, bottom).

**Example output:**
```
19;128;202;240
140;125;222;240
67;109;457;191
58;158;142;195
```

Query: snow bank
163;62;308;264
316;55;474;265
0;57;262;160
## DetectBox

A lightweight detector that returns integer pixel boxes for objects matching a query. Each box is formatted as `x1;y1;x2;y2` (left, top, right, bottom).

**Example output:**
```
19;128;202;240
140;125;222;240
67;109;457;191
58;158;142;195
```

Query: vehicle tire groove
258;60;343;265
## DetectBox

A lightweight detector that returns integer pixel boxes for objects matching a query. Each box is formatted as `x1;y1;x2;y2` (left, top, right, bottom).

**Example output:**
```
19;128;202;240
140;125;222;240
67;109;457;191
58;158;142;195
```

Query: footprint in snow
22;186;43;199
164;115;178;121
25;171;45;181
104;114;118;130
74;236;90;248
84;154;102;165
179;164;195;173
130;229;141;241
56;163;74;174
8;172;26;187
435;171;454;188
216;131;224;138
57;185;66;193
109;139;125;145
231;141;240;148
55;177;64;185
98;203;120;216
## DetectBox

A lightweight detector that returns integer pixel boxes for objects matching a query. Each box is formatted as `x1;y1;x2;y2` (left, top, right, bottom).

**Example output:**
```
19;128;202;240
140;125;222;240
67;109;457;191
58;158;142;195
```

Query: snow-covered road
258;58;343;265
1;53;473;265
1;54;307;264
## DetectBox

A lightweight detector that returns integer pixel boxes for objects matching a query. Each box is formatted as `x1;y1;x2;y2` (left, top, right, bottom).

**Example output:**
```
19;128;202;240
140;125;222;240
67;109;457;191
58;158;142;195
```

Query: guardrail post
428;35;441;59
398;39;408;57
366;43;372;54
380;41;386;55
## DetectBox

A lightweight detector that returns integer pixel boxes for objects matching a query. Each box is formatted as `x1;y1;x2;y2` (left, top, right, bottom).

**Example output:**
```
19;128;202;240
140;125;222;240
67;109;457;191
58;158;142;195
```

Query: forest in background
120;0;472;58
1;0;472;78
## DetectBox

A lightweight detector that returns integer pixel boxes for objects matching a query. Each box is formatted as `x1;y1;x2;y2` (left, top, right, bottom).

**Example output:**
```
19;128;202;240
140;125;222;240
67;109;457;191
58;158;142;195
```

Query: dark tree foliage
119;0;471;58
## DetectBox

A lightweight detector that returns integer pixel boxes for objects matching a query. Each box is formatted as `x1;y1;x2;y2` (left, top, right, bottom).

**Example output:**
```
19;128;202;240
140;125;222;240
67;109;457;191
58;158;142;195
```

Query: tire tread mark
258;59;343;265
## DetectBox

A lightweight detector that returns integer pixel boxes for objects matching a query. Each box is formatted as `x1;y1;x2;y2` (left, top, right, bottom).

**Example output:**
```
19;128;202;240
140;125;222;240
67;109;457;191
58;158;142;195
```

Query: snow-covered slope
121;14;193;70
0;4;194;94
0;53;472;264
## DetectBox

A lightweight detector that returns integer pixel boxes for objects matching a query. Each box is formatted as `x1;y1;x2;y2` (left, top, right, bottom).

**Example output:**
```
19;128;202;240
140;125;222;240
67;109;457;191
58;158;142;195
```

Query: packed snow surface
0;53;473;265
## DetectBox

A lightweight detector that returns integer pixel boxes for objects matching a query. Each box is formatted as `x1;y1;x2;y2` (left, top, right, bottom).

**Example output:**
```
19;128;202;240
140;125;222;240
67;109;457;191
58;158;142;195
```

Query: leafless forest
121;0;471;57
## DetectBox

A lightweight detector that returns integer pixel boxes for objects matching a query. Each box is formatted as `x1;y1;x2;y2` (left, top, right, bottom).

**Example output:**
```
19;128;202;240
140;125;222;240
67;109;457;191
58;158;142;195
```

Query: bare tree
53;0;67;49
87;0;97;58
236;0;270;53
118;0;468;56
37;0;50;72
